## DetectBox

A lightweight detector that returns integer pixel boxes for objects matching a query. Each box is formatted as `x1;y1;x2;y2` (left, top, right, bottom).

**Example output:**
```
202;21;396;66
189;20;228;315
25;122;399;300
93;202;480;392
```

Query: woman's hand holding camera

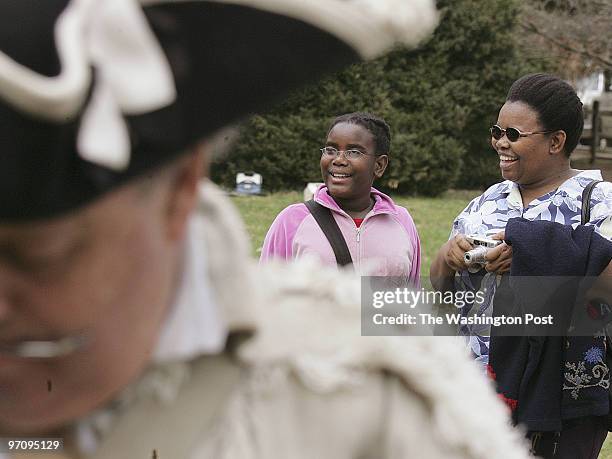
443;234;473;272
483;231;512;274
443;231;513;274
431;231;513;291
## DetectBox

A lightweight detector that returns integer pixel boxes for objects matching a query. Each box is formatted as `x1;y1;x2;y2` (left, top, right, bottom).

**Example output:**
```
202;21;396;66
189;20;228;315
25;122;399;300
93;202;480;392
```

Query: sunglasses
490;124;554;142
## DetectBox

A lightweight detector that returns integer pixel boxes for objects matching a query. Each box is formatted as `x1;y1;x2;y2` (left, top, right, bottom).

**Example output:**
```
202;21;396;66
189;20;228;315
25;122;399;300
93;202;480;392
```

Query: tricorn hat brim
0;0;437;221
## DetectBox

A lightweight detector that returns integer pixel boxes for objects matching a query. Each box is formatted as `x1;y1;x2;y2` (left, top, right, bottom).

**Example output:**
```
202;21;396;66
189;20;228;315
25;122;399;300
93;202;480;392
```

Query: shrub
212;0;548;194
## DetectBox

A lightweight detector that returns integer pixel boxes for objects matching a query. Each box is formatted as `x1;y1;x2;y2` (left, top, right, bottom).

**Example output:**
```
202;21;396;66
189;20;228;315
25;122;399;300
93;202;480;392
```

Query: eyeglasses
320;146;375;159
490;124;554;142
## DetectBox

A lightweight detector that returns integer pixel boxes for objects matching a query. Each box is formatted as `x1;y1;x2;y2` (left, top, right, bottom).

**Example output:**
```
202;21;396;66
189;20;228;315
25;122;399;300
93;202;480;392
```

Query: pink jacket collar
314;185;398;217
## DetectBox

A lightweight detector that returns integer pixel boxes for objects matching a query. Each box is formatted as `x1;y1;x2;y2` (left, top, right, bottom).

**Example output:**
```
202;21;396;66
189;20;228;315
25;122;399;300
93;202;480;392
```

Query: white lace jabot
153;213;228;363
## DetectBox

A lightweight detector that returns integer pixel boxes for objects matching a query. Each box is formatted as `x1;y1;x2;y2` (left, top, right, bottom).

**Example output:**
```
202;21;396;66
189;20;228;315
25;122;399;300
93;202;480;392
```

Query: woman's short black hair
506;73;583;156
328;112;391;155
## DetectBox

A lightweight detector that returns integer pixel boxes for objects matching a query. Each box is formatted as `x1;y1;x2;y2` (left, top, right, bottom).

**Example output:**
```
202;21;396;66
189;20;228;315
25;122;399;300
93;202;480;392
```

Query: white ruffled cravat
153;213;228;363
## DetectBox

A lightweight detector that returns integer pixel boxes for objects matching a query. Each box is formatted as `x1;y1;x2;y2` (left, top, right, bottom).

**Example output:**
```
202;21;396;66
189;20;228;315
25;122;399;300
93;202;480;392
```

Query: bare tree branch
520;18;612;69
517;1;612;78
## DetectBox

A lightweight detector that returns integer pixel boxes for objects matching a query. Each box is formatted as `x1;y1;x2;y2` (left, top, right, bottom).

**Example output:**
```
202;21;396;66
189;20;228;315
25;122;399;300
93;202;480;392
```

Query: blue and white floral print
449;170;612;367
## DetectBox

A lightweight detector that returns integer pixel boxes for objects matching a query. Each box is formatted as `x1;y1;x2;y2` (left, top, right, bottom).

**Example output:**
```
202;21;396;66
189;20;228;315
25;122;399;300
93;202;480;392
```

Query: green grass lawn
231;189;612;458
604;434;612;458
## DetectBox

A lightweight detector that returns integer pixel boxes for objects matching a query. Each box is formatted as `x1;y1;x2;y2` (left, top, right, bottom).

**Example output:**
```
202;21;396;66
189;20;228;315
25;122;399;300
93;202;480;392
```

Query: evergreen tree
212;0;545;194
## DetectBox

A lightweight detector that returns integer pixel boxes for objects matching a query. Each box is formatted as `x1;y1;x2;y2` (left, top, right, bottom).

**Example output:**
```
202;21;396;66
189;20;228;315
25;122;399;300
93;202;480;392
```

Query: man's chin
0;368;100;436
0;419;64;437
0;385;110;437
0;402;72;437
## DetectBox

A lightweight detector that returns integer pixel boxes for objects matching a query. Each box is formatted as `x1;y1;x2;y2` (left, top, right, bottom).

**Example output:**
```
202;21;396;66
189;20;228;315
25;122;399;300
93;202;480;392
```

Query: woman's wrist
430;243;457;291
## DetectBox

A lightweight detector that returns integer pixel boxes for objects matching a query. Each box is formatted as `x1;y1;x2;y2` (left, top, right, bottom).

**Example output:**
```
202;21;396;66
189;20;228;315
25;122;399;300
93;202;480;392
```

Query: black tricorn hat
0;0;437;221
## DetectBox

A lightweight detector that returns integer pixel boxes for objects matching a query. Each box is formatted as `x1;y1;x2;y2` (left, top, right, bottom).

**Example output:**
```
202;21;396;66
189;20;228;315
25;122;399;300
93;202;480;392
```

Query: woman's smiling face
320;122;387;202
492;101;556;186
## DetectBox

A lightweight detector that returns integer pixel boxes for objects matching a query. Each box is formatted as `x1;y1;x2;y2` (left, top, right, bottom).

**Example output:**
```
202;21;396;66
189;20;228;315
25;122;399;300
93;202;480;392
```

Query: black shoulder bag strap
304;199;353;267
581;180;603;225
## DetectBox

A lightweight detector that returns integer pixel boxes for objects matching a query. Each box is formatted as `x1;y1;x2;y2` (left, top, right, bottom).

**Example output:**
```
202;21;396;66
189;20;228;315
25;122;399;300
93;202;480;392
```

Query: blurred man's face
0;172;187;434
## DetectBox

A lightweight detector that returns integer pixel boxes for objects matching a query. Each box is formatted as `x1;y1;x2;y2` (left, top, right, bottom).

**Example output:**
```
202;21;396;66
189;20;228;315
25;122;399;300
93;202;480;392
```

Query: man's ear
549;130;567;156
164;146;207;241
373;154;389;179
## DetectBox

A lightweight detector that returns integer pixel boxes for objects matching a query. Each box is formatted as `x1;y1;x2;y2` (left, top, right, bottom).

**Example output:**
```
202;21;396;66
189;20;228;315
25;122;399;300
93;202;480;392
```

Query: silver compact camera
464;235;502;269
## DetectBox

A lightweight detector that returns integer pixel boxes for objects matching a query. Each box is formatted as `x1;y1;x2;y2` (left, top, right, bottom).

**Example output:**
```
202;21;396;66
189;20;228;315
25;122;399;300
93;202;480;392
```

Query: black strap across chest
305;199;353;267
581;180;603;225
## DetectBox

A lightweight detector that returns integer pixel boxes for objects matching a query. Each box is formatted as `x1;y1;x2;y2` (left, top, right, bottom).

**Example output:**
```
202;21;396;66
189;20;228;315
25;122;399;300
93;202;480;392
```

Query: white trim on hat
0;0;177;171
0;0;437;172
77;0;177;170
0;0;90;121
140;0;439;59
